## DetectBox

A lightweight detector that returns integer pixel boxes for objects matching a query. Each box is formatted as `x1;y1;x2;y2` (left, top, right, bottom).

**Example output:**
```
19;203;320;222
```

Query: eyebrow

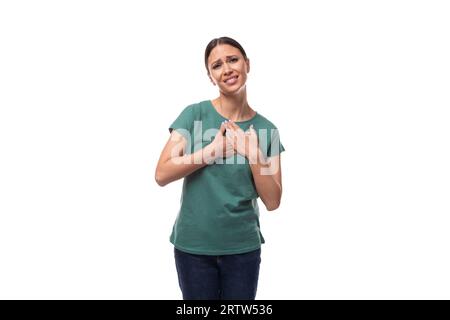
211;55;238;66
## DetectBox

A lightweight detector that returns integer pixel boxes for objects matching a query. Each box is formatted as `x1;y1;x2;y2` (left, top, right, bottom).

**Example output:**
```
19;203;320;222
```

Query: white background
1;0;449;299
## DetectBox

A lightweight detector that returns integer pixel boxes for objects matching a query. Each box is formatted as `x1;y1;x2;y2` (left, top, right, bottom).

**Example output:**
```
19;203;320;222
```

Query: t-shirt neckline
207;100;258;124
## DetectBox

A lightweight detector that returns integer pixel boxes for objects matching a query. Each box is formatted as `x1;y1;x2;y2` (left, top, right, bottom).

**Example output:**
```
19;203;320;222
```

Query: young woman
155;37;285;300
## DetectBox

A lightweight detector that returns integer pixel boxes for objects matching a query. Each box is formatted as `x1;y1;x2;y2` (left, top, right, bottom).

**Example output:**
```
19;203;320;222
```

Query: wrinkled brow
211;55;238;66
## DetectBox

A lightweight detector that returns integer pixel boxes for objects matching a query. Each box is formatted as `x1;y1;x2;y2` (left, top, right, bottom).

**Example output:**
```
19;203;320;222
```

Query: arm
154;130;207;186
155;123;231;186
248;151;282;211
224;120;283;211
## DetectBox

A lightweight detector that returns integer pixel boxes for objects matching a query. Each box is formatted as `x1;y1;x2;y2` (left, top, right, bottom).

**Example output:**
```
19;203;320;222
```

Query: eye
229;57;238;63
212;64;221;70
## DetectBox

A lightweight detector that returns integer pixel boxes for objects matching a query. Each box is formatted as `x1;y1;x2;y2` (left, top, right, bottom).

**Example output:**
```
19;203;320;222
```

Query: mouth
224;75;239;85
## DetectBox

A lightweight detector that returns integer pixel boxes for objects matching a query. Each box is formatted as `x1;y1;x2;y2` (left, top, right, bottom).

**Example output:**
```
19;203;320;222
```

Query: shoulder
180;100;210;115
253;112;279;130
173;100;207;120
253;111;285;156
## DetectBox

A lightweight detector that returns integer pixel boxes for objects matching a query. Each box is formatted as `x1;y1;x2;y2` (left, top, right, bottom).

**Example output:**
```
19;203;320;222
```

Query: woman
155;37;285;300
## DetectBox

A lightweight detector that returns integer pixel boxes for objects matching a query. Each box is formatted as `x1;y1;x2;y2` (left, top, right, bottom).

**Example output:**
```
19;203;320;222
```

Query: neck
218;91;251;122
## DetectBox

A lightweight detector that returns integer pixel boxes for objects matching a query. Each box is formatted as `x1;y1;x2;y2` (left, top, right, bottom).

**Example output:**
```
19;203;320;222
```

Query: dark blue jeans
174;247;261;300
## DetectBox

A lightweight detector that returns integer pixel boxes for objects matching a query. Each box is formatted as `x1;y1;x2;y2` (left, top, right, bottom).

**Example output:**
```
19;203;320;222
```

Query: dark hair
204;37;248;74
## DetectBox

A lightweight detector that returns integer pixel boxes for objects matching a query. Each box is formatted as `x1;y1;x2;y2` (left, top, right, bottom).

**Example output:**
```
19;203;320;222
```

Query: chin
221;83;246;95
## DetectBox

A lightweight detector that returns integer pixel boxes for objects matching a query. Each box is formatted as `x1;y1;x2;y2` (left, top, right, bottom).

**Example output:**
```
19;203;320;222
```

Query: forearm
155;145;215;186
249;149;282;211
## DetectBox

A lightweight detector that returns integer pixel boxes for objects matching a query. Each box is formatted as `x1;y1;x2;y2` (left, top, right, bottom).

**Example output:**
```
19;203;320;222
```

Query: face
207;44;250;94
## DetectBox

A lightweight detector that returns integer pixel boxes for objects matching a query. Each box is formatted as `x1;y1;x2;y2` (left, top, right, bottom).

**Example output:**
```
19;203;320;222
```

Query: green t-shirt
168;100;285;255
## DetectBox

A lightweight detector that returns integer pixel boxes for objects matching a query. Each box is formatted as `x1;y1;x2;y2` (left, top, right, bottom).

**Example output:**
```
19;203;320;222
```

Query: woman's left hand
224;120;259;159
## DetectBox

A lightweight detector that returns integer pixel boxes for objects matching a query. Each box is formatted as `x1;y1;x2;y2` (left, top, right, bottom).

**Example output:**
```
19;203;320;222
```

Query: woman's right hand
204;121;236;163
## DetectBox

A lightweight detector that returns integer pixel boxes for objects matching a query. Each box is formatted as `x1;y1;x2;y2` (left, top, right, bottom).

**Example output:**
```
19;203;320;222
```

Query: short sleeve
266;128;285;157
168;105;194;142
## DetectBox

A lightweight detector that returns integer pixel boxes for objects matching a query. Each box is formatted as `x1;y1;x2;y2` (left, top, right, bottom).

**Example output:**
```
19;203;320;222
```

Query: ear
208;74;216;85
246;58;250;73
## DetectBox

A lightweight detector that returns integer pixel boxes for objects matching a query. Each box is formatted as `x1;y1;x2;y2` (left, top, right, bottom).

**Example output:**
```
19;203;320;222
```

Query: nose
222;62;232;75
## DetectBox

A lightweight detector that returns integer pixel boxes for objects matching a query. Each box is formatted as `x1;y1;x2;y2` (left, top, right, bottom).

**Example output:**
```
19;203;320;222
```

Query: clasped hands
205;120;259;163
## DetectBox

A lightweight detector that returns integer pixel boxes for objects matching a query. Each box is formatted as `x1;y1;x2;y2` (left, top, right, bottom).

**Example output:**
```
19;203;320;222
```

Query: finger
228;120;240;130
225;121;236;132
219;121;227;134
225;129;233;140
226;126;236;137
226;137;235;149
245;124;256;136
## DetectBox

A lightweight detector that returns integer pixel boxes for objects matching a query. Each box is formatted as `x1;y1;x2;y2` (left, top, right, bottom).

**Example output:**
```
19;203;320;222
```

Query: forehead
208;44;242;64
